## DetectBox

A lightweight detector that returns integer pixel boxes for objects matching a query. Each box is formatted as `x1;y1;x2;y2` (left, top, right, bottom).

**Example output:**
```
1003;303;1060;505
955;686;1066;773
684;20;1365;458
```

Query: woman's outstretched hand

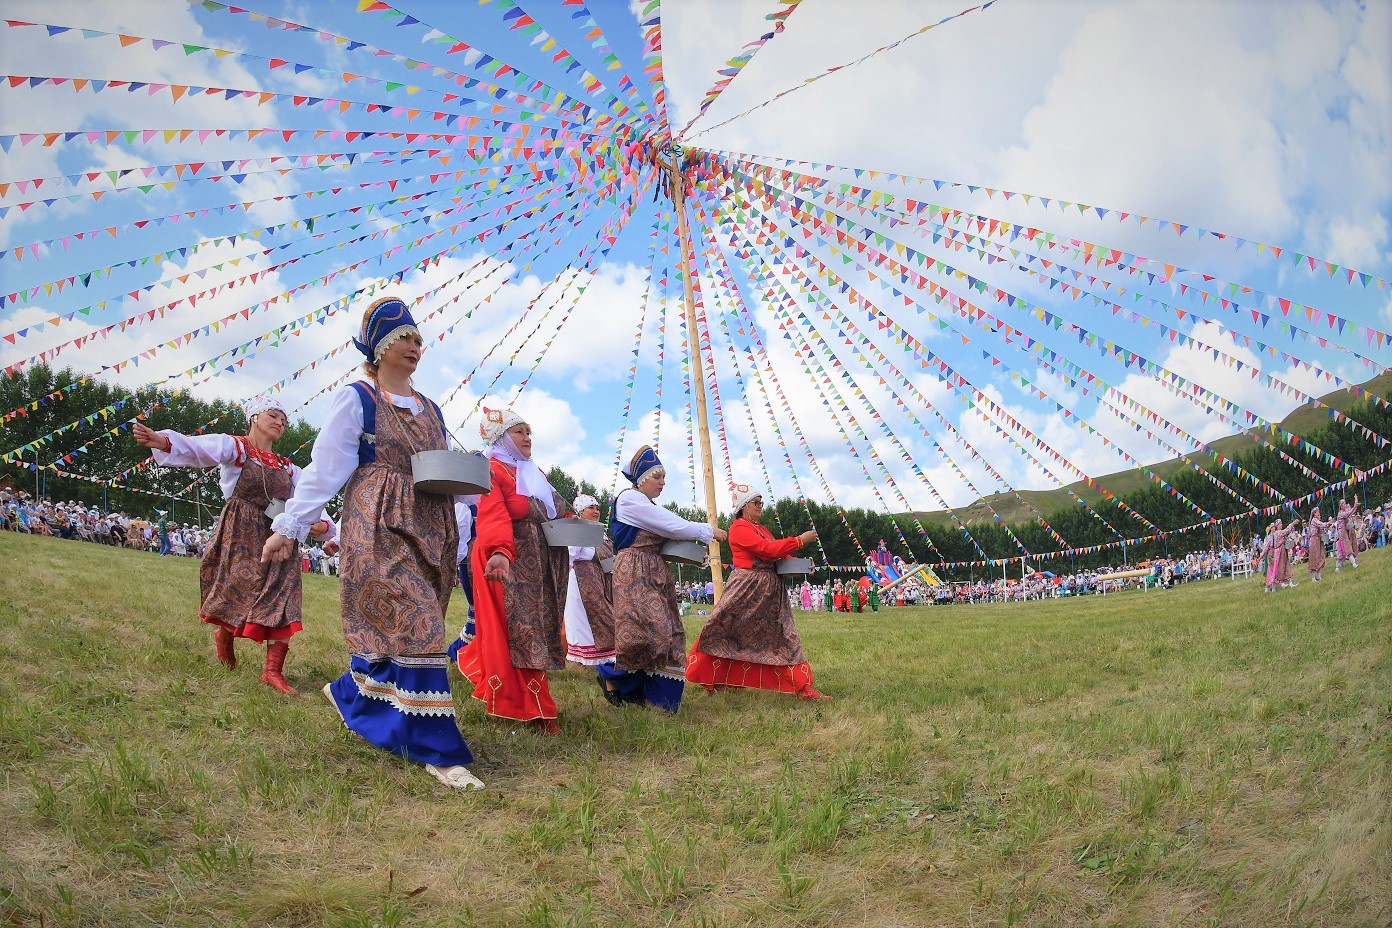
132;422;171;452
261;533;295;564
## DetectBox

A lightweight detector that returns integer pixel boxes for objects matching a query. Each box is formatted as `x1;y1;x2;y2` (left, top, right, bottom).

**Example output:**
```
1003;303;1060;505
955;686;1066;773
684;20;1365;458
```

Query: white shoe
425;763;484;790
322;683;347;727
1286;581;1298;588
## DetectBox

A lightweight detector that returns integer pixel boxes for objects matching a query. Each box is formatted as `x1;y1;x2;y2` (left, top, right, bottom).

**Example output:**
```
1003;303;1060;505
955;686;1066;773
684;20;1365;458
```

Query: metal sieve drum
541;516;605;548
264;499;286;521
598;556;615;574
661;539;709;566
411;450;490;496
775;557;812;575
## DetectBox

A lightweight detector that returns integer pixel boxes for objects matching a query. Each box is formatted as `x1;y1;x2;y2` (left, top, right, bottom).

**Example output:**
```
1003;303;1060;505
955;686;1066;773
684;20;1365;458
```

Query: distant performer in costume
133;397;336;694
455;408;571;734
1262;517;1300;592
599;445;726;712
563;493;617;670
262;296;482;790
687;485;826;700
1334;498;1360;571
1305;507;1330;582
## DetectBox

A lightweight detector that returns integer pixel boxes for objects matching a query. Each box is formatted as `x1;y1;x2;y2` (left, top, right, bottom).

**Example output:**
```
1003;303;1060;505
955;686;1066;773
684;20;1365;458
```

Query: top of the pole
650;142;694;205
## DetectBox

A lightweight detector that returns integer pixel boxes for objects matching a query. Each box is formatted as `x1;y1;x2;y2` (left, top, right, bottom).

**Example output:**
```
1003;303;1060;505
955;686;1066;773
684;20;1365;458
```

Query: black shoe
597;675;625;707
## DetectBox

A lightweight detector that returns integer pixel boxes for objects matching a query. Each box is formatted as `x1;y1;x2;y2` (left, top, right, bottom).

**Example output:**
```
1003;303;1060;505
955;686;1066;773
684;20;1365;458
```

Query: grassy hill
913;372;1392;527
1;533;1389;927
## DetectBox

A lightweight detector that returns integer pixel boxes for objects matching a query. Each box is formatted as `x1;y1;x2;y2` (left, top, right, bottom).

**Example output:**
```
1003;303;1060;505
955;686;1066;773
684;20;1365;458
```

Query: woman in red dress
687;484;827;699
455;407;570;735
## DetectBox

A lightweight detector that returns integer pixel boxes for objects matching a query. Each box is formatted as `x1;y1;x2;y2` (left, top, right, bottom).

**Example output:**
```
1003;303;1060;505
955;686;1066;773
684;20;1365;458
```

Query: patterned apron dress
199;447;302;642
325;388;471;767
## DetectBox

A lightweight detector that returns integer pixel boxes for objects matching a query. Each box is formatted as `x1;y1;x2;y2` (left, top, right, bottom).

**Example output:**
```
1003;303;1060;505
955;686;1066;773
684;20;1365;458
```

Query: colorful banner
678;0;803;137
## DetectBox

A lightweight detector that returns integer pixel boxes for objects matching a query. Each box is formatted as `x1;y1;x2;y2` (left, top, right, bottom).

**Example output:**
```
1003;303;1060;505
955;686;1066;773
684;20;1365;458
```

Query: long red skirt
686;648;817;696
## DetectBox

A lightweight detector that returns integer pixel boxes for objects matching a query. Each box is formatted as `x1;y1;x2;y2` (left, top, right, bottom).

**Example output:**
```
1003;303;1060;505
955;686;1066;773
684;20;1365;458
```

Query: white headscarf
244;395;285;421
573;494;600;513
730;483;762;516
489;432;558;519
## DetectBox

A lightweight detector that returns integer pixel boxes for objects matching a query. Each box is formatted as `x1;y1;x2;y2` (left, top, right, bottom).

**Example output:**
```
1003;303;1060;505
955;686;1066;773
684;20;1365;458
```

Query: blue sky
0;0;1388;531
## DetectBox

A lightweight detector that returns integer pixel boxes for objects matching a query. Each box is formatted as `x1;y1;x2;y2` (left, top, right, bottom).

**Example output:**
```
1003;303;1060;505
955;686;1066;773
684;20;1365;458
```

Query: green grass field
1;532;1388;927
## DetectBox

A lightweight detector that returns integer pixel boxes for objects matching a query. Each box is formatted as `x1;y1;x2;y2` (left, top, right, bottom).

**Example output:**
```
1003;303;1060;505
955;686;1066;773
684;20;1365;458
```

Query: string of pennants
700;157;1386;552
2;1;1388;574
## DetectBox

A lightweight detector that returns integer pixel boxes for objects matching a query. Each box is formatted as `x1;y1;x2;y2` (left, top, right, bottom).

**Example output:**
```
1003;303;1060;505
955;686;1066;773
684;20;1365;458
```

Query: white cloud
1323;214;1390;270
4;1;1388;535
0;1;295;244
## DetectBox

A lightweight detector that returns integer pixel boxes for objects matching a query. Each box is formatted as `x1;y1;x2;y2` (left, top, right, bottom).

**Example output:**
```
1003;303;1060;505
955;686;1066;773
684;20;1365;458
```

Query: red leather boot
260;641;299;696
213;627;237;670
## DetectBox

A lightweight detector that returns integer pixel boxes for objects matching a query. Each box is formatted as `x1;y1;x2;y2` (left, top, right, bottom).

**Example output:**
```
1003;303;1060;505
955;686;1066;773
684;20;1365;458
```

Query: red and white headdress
479;406;526;447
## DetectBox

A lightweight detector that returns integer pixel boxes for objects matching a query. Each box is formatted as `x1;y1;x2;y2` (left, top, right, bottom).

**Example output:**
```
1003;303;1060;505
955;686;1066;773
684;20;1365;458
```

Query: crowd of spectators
9;486;1387;605
0;489;188;552
1;488;339;572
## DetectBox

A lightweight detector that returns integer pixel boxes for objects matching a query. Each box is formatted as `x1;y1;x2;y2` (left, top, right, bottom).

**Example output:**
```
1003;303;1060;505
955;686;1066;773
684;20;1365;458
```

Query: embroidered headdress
730;483;762;515
354;296;420;363
243;395;285;421
479;406;527;447
573;494;600;513
622;445;664;487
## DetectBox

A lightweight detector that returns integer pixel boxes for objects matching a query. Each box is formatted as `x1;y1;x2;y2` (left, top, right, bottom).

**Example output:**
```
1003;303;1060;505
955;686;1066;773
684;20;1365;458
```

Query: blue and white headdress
622;445;664;487
353;296;420;363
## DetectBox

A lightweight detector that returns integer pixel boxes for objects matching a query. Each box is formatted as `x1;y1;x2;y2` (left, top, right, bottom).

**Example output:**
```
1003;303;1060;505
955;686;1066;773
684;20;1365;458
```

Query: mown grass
0;531;1388;927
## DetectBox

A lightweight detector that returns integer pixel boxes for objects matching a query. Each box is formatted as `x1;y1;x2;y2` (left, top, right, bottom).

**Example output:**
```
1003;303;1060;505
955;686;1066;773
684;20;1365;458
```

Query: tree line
5;364;1390;580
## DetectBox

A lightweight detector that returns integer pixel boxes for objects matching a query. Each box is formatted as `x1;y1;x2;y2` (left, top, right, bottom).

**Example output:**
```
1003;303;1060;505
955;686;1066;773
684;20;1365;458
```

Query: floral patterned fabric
1306;519;1327;574
501;490;570;670
455;458;568;721
338;392;458;656
569;535;615;662
199;455;302;641
689;561;808;666
612;528;685;675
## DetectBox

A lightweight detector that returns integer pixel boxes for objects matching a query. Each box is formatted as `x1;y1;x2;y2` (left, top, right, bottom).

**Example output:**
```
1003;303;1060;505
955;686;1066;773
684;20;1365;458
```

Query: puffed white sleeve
454;499;474;565
272;388;363;543
150;432;241;468
615;493;714;543
568;544;595;564
286;463;339;542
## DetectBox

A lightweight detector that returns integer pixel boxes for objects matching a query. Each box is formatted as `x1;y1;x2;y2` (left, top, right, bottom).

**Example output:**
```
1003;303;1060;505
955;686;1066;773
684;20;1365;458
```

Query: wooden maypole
658;145;725;603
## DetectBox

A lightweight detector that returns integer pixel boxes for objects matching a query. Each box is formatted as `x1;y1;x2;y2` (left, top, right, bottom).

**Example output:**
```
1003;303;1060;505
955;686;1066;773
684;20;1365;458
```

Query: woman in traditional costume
455;408;570;735
1334;499;1360;571
133;397;335;694
687;485;826;700
799;582;813;612
562;493;618;673
600;445;726;713
1305;507;1331;581
262;296;482;790
1262;517;1300;592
